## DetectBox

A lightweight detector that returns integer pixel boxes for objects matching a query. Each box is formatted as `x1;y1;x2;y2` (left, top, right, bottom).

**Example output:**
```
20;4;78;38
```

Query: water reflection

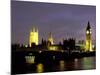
24;57;95;73
25;56;35;64
82;57;95;69
59;60;65;71
74;58;79;69
36;63;44;73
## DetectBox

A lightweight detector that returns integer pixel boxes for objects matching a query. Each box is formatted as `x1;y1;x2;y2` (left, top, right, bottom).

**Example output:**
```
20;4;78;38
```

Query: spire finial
88;21;90;25
86;21;91;30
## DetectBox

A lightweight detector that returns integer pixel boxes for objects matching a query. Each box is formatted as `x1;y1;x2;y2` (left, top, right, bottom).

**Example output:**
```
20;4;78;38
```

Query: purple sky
11;1;96;45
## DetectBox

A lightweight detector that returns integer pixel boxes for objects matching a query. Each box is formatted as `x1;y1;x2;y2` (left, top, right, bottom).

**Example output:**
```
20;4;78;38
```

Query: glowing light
39;50;42;53
36;63;44;73
25;45;28;48
74;58;78;62
82;57;94;69
48;46;58;50
86;30;89;34
61;50;64;53
59;60;65;71
48;32;54;45
86;40;92;52
92;45;95;50
25;56;35;64
74;58;78;69
53;56;55;60
29;28;38;47
85;23;92;52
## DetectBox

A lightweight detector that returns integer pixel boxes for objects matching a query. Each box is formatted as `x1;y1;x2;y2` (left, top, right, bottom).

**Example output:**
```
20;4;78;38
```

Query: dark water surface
12;50;95;74
12;56;95;74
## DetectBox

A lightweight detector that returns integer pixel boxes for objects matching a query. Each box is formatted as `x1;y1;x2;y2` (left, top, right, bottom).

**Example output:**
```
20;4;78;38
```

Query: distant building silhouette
29;27;38;47
63;38;75;50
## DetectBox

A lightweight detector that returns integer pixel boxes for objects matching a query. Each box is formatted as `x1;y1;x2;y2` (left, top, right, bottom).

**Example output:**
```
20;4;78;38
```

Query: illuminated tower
29;27;38;47
85;21;92;52
48;32;54;45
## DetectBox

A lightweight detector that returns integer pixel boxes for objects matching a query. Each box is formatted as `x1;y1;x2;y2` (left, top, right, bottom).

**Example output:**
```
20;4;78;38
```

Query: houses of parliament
29;22;94;52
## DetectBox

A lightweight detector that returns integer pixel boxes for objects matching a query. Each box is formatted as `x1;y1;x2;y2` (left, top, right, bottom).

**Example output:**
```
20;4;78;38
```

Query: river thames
14;56;95;74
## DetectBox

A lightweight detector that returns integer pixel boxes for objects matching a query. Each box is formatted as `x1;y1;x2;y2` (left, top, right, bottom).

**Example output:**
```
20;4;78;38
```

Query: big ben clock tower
85;21;92;52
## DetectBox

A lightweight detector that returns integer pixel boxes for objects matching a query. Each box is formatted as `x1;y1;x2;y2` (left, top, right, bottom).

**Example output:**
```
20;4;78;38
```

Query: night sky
11;1;96;45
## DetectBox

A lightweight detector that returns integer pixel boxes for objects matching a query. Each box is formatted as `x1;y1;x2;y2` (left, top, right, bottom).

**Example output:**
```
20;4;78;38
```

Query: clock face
90;29;92;34
86;30;92;34
86;30;89;34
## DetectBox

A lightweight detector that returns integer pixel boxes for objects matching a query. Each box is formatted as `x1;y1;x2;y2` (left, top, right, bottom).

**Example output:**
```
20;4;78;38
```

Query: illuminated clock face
86;30;89;34
86;30;91;34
